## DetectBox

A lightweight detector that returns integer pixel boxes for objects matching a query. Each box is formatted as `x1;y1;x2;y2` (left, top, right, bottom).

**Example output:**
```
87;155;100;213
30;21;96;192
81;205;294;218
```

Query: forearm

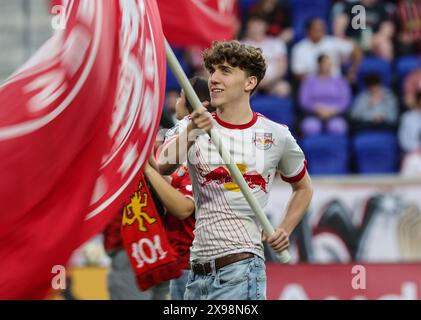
277;57;288;78
279;175;313;235
143;166;194;220
378;21;395;38
157;156;181;176
349;46;363;70
334;14;348;38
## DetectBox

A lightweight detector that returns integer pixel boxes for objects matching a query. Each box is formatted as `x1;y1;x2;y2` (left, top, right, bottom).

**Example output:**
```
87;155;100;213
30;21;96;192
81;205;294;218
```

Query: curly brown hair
203;40;267;94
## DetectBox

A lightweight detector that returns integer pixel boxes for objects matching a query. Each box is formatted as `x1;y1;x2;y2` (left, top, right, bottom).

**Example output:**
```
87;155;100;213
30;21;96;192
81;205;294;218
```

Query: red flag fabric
79;0;167;246
49;0;61;8
0;0;166;299
158;0;238;48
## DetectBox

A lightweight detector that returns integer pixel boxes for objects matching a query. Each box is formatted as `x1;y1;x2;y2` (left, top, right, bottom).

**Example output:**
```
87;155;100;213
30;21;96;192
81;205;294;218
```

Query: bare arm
143;162;195;220
378;21;395;38
347;45;363;82
279;172;313;235
333;13;349;38
265;172;313;253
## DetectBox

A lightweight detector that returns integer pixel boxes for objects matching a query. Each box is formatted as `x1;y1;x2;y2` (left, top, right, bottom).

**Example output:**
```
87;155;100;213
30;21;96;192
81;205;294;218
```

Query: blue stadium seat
396;55;421;87
251;94;295;128
239;0;258;15
353;131;399;174
291;0;332;42
166;65;181;92
357;56;392;90
301;134;349;175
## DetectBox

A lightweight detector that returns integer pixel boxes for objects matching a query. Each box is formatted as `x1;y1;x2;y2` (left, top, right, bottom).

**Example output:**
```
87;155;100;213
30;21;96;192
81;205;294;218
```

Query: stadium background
1;0;420;300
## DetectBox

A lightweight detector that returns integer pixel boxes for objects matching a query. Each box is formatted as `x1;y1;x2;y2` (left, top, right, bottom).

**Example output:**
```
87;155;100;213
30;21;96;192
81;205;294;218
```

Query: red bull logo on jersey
199;164;270;193
253;132;274;150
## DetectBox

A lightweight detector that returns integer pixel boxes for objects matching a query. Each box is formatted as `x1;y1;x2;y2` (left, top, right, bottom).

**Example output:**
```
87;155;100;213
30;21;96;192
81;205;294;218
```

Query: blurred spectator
350;72;399;130
184;47;210;80
242;14;290;97
164;89;180;124
331;0;360;23
291;17;362;81
107;250;169;300
174;76;214;120
299;54;352;136
333;0;395;61
403;66;421;108
398;90;421;153
248;0;294;44
69;235;110;267
394;0;421;56
400;150;421;176
160;111;177;130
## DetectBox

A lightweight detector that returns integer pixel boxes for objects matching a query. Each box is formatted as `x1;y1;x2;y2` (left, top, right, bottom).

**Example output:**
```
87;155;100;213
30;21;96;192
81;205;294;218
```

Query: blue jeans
170;269;190;300
184;255;266;300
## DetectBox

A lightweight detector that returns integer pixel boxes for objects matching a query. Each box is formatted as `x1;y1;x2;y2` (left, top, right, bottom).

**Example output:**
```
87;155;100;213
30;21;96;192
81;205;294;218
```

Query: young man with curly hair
159;40;313;300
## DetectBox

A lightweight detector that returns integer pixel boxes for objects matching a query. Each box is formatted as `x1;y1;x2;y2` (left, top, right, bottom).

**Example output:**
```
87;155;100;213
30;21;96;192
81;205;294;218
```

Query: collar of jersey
213;112;258;130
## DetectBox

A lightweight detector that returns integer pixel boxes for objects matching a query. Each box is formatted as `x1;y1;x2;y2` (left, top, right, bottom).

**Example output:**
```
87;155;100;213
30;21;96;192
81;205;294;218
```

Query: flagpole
165;39;290;263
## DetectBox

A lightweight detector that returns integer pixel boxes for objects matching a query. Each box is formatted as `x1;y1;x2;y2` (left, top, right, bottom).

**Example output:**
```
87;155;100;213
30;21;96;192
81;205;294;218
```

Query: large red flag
158;0;238;48
0;0;166;299
79;0;167;245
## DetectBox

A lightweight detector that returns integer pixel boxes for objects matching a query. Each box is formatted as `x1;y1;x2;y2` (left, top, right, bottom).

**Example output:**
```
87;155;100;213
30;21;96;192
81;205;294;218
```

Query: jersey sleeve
277;130;307;183
164;116;190;141
170;166;194;200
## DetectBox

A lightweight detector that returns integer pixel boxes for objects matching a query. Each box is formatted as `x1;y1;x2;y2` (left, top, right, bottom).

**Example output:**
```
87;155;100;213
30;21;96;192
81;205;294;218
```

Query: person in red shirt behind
144;77;213;300
143;162;194;300
103;77;210;300
165;167;195;272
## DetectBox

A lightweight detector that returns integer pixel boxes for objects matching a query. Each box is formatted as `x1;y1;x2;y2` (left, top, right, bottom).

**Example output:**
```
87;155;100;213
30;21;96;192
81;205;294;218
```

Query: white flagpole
165;39;290;263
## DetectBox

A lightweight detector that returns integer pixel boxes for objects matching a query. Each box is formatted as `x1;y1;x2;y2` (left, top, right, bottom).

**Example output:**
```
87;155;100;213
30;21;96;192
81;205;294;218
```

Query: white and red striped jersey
164;112;307;262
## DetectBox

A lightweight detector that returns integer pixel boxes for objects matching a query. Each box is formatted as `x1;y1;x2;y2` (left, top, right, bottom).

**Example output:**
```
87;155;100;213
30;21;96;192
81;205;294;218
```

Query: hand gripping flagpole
165;40;291;263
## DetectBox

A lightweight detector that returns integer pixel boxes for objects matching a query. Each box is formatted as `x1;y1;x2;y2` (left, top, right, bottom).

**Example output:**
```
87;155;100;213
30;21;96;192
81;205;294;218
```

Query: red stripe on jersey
281;160;307;183
214;112;258;129
255;112;267;119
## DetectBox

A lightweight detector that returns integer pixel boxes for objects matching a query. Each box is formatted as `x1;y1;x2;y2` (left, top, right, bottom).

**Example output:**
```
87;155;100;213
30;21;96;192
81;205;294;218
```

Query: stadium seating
352;131;399;174
290;0;332;42
356;56;392;90
395;55;421;88
251;94;295;128
301;134;350;175
238;0;258;18
160;1;413;176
